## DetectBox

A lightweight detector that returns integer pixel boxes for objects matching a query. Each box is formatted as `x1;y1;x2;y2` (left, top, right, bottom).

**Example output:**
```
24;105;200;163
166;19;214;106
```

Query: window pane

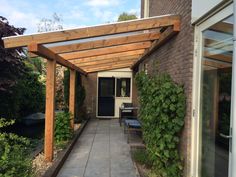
116;78;131;97
200;15;233;177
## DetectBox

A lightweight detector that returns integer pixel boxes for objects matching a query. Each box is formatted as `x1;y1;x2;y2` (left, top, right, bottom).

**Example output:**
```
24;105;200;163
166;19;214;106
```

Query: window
144;0;150;18
199;15;233;177
116;78;131;97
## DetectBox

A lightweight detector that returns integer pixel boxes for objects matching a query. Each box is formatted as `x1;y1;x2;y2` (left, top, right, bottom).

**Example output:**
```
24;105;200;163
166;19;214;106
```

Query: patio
2;15;180;162
57;119;139;177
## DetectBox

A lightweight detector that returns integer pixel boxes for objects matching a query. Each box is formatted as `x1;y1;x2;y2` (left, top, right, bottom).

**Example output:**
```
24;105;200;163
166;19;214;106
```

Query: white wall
192;0;225;23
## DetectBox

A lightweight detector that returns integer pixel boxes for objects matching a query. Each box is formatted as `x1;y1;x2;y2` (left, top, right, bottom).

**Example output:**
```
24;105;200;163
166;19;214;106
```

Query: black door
98;77;115;116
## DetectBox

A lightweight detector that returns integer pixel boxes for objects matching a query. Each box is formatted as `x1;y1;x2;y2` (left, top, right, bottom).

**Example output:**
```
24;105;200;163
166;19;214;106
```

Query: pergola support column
69;69;76;130
44;59;56;162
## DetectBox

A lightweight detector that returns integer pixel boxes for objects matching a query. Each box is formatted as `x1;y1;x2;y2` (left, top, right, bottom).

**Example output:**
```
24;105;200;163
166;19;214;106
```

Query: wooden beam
71;49;145;63
203;59;231;68
3;15;180;48
204;38;232;52
76;56;139;68
61;42;151;60
29;32;160;57
28;43;87;75
86;62;133;73
204;51;232;63
210;21;233;34
131;25;180;69
82;60;136;73
44;59;56;162
69;69;76;130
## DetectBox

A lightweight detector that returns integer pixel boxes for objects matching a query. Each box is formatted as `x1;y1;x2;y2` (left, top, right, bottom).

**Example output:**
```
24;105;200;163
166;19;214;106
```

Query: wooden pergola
2;14;180;162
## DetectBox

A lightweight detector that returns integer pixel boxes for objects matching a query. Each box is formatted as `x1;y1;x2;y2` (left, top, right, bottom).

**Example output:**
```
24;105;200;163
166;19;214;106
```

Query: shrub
17;66;45;117
0;118;33;177
135;72;186;177
0;58;45;120
54;112;73;145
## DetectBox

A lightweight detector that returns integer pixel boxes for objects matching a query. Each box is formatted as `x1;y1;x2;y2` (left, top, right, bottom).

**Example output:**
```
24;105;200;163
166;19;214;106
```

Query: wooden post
44;59;56;162
69;69;76;130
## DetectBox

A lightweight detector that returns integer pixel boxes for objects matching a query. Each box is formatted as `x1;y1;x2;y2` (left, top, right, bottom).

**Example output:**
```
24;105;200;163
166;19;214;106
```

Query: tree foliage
135;72;186;177
118;12;138;22
37;13;63;32
0;16;25;92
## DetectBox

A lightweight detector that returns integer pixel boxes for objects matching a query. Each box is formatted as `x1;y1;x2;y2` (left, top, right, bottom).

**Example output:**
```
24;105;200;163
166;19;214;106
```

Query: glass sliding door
199;15;233;177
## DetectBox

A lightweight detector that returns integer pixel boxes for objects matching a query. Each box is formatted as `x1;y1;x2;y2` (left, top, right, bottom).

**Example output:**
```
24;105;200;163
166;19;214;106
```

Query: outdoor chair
119;103;138;126
124;119;142;143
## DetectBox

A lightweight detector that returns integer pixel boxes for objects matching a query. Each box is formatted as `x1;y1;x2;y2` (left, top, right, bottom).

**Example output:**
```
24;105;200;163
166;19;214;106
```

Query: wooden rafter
75;55;140;68
203;59;231;68
3;15;180;48
210;21;233;34
83;61;136;73
71;49;145;64
131;23;180;69
61;42;151;60
29;32;160;57
28;43;87;75
204;51;232;63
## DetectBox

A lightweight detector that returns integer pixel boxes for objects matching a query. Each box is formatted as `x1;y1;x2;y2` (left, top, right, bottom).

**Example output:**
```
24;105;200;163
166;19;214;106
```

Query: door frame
191;3;234;177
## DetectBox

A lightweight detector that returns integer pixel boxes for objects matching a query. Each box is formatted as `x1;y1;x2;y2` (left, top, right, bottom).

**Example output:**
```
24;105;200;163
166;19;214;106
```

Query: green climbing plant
135;72;186;177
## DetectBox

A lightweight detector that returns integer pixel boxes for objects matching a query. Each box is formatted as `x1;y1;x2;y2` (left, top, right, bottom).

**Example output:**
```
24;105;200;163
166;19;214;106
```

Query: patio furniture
124;119;142;143
119;103;138;126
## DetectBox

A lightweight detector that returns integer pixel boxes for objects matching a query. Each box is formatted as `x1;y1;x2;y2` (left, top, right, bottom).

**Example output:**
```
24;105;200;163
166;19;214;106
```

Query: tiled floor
57;119;139;177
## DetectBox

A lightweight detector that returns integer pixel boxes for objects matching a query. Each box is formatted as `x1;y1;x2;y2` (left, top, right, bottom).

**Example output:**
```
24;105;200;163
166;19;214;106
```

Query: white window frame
144;0;150;18
191;3;234;177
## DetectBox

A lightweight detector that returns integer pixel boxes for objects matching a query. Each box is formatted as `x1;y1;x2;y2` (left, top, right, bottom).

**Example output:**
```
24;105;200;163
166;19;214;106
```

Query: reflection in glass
200;15;233;177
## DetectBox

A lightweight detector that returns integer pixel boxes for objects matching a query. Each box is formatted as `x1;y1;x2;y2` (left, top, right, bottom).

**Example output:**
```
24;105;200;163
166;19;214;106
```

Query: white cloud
64;7;88;22
128;8;140;18
0;0;40;34
93;8;114;23
85;0;121;7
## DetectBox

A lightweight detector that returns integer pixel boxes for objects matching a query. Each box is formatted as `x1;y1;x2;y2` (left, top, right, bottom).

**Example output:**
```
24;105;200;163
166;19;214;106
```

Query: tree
118;12;138;22
0;16;26;92
37;13;63;32
0;17;45;119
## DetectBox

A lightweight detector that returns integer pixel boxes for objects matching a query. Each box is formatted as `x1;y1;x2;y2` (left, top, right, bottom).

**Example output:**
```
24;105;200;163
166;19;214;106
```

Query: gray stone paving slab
57;119;138;177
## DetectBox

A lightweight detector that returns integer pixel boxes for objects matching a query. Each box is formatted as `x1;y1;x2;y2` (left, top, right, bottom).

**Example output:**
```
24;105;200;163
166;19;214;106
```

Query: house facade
82;68;137;119
139;0;234;177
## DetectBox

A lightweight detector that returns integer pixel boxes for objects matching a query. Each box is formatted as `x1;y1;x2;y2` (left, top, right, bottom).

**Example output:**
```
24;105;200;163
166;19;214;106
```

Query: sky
0;0;140;34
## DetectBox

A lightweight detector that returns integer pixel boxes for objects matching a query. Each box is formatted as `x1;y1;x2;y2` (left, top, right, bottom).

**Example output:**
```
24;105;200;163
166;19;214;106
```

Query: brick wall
82;73;97;118
139;0;194;176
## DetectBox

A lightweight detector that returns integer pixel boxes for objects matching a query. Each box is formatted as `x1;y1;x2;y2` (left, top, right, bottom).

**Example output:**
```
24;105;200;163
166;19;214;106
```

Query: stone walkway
57;119;138;177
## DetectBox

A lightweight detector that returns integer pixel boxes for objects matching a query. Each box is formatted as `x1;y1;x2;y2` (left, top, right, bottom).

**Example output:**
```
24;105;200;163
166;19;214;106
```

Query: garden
0;16;86;177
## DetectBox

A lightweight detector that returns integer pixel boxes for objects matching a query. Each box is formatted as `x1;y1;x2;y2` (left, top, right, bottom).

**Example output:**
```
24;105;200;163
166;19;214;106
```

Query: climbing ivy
135;72;186;177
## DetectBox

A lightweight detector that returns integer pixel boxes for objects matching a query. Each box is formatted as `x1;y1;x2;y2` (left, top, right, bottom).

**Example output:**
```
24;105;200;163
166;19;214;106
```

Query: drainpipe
231;1;236;176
